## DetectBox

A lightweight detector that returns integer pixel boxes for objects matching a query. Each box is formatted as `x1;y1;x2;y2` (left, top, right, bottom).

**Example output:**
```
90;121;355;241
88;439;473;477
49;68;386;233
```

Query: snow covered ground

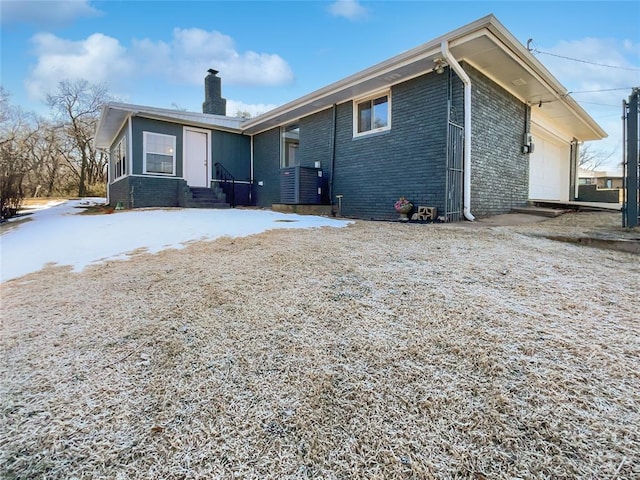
0;199;351;282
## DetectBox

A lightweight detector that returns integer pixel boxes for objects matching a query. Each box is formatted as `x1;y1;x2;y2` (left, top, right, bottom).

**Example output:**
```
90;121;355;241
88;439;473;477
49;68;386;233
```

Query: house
578;168;624;203
95;14;607;221
578;168;624;189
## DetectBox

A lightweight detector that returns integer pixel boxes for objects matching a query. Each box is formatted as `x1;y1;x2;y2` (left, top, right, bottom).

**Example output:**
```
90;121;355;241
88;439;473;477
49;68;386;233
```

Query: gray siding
467;64;529;217
131;117;184;177
112;117;252;208
212;130;251;181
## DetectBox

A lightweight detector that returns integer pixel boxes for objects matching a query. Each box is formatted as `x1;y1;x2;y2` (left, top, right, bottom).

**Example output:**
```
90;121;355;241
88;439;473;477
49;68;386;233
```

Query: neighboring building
95;14;607;221
578;168;624;189
577;168;623;203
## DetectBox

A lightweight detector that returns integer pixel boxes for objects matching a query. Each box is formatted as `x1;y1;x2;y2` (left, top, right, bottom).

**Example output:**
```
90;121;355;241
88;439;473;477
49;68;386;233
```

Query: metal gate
623;87;639;228
445;113;464;222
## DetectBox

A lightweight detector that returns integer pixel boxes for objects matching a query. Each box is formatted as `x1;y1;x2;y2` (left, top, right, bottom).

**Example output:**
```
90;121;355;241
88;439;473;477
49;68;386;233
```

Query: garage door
528;127;571;201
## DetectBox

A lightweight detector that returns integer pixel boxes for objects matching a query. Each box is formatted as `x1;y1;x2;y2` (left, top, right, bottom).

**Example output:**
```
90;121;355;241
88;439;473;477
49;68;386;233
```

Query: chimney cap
207;68;219;76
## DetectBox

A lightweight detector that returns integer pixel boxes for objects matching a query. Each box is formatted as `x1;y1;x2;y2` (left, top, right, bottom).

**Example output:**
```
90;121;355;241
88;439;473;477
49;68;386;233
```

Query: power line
532;49;640;72
577;101;623;107
569;88;635;94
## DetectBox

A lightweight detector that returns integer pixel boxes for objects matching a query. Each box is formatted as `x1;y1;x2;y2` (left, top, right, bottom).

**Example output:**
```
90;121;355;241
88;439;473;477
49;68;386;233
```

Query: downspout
250;135;254;204
330;104;337;207
441;41;474;221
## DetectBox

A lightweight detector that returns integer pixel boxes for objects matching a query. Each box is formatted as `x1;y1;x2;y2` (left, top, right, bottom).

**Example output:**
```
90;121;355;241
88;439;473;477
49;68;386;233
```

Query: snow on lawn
0;199;351;282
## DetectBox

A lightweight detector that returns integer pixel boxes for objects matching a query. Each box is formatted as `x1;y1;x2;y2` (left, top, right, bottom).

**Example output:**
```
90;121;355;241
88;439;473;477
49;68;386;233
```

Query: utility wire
532;49;640;72
577;101;624;107
568;88;635;94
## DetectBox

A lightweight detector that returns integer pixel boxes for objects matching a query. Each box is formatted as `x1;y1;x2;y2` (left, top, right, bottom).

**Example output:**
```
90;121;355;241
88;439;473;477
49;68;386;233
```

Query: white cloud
26;33;134;100
328;0;368;20
0;0;101;26
226;99;278;118
25;28;294;101
133;28;294;86
539;38;639;102
537;37;640;170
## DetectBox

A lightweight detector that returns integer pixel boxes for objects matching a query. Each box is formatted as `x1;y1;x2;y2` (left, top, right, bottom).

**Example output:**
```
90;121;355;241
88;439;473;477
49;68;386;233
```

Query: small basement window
353;91;390;137
143;132;176;175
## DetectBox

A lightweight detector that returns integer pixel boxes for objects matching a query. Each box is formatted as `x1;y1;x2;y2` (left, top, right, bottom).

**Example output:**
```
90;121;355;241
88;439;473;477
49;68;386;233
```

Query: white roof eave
95;102;244;149
240;14;606;141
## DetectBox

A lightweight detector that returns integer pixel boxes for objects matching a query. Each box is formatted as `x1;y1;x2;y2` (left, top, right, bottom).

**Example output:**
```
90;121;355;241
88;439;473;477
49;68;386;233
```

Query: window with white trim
143;132;176;175
280;123;299;168
112;136;127;181
354;91;390;136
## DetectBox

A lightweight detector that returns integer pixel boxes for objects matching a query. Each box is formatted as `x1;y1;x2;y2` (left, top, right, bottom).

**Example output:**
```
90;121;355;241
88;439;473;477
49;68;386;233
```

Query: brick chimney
202;69;227;115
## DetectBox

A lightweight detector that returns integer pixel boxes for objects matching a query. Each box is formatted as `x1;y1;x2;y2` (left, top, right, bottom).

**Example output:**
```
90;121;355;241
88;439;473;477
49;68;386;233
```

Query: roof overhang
240;14;607;141
95;102;244;149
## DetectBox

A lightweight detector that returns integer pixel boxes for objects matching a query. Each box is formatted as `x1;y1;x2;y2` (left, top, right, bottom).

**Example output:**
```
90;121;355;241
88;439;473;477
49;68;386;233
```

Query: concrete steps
187;187;230;209
511;206;565;217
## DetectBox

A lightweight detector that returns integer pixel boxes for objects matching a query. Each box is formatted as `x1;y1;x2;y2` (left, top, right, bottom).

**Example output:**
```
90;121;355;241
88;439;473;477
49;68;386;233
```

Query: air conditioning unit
280;166;323;204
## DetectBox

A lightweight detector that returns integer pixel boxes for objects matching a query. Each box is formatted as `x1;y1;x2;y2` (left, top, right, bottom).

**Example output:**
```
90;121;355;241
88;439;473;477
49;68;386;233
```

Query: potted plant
394;196;413;221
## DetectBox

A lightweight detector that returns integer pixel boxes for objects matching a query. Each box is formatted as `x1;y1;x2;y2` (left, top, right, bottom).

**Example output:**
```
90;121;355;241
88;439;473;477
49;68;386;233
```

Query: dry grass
1;212;638;479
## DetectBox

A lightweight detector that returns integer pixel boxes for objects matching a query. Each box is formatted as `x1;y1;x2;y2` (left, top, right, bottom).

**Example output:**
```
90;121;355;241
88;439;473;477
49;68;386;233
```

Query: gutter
441;40;475;221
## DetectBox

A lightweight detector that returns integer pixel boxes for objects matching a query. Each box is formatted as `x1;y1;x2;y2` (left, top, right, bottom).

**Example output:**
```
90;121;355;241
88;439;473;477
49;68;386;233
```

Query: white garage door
528;128;571;201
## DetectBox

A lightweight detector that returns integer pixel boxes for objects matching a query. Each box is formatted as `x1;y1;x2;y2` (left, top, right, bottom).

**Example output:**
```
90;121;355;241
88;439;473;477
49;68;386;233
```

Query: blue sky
1;0;639;168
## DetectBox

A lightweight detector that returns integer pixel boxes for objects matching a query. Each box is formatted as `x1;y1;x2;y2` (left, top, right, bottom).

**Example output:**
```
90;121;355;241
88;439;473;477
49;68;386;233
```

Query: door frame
183;126;212;188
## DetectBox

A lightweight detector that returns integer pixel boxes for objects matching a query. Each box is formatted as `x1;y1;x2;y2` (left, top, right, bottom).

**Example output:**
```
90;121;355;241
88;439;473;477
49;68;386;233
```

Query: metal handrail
214;162;235;207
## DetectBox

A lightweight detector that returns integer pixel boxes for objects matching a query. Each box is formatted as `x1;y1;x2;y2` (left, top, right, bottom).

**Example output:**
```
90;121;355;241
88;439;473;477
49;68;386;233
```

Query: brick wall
299;108;334;170
252;128;281;207
332;73;449;220
109;176;187;208
467;63;529;217
250;64;530;220
109;177;131;208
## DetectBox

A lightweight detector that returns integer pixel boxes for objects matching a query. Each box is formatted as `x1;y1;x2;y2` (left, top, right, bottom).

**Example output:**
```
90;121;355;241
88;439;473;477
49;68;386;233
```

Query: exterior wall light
433;58;447;74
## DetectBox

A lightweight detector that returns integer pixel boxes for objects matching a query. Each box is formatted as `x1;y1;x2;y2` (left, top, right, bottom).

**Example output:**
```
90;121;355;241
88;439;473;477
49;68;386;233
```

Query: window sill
352;128;391;140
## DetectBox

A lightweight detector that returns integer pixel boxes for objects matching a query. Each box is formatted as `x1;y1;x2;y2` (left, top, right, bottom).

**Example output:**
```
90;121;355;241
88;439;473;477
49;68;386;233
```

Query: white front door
184;128;209;188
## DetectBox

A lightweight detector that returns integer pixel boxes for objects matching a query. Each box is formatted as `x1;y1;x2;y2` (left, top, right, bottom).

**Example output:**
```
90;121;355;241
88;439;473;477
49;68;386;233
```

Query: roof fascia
131;111;243;134
102;102;243;133
95;106;132;150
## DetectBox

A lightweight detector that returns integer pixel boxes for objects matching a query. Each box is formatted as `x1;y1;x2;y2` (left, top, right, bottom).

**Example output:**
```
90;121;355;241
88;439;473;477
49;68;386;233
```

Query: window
143;132;176;175
112;136;126;181
354;92;390;136
281;124;299;168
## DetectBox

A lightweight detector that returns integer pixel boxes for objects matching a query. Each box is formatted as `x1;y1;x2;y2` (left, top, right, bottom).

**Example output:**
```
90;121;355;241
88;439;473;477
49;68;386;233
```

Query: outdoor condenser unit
280;166;323;204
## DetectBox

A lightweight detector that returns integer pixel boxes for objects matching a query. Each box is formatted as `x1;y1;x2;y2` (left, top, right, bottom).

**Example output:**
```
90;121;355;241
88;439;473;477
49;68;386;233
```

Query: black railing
214;162;236;207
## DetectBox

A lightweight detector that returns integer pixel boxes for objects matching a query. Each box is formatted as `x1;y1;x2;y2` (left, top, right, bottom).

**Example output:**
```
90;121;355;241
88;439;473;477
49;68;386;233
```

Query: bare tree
0;87;35;219
235;109;252;119
22;118;73;197
46;80;111;196
579;143;616;171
